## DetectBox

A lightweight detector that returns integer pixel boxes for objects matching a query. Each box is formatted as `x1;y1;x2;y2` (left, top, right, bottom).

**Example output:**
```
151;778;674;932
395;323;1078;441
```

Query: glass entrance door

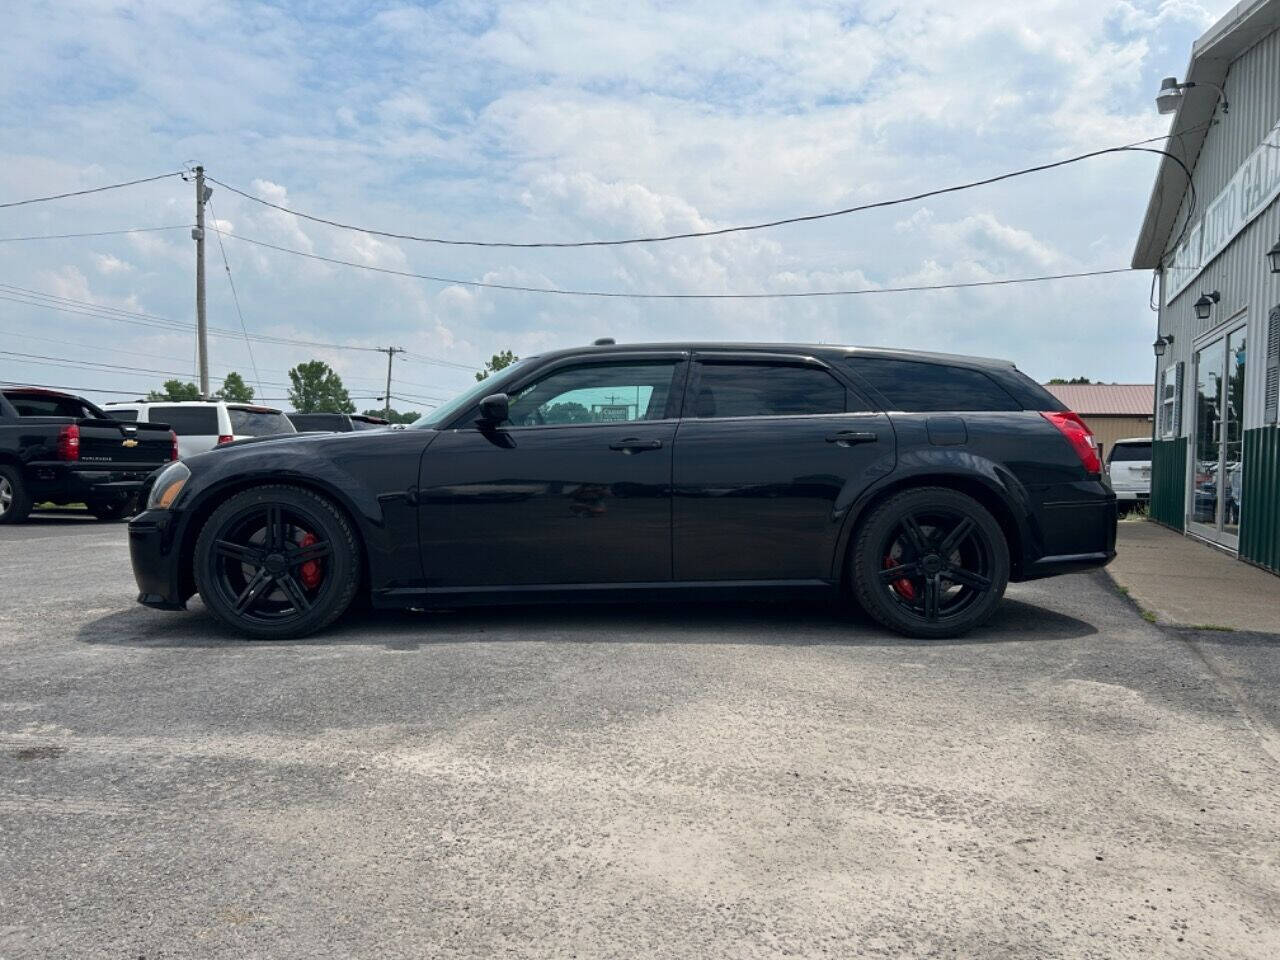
1189;325;1247;545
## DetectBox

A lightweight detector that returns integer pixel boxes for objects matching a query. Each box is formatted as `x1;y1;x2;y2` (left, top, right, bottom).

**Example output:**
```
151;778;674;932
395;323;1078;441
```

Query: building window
1159;361;1183;439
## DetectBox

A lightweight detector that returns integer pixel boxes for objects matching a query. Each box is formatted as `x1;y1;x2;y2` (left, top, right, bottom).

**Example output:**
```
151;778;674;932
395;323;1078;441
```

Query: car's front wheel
851;486;1009;639
193;485;360;639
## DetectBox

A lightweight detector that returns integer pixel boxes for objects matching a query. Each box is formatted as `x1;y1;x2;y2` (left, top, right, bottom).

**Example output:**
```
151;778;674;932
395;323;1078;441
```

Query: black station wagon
129;342;1117;640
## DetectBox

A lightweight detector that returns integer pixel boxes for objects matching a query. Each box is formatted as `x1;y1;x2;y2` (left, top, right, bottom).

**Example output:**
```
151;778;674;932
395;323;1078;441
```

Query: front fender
171;430;434;594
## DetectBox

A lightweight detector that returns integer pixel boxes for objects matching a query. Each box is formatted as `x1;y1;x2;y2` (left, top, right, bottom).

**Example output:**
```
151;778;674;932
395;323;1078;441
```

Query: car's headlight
147;461;191;510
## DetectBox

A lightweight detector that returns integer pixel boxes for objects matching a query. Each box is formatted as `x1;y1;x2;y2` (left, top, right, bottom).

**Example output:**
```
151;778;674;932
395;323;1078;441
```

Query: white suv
104;400;295;459
1105;437;1152;511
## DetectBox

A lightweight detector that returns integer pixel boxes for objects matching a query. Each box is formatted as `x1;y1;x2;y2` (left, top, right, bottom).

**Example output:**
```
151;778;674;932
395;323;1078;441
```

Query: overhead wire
0;171;185;209
0;225;192;243
213;230;1136;299
206;197;264;398
205;134;1196;250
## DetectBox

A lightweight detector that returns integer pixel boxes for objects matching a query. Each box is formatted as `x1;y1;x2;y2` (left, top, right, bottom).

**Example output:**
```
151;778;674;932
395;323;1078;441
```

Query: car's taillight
170;429;180;461
56;423;80;461
1040;410;1101;475
216;434;234;445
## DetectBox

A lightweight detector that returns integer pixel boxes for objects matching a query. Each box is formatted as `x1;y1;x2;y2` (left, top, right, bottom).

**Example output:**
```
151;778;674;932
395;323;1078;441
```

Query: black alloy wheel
852;487;1009;638
193;485;360;639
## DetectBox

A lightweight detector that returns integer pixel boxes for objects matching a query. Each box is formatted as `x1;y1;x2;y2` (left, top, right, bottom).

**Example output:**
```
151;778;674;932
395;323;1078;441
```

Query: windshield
229;408;295;436
411;359;530;428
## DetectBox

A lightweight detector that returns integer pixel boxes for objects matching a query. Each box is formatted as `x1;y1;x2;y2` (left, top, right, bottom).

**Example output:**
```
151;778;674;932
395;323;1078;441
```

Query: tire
88;496;135;521
0;465;32;525
193;485;361;640
851;486;1009;639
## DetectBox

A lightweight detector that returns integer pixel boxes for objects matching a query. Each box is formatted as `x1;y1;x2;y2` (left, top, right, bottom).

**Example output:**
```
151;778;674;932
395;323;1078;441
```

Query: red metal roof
1043;383;1153;416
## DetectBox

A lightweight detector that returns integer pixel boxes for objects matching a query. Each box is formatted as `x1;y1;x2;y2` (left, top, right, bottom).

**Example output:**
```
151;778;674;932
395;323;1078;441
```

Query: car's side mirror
477;393;509;426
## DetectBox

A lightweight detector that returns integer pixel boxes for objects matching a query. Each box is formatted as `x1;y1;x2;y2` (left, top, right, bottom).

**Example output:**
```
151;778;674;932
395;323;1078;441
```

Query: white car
1106;437;1152;509
104;400;295;459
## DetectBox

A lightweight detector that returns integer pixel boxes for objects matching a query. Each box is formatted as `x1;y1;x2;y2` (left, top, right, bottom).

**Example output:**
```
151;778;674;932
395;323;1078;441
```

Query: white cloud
91;252;133;275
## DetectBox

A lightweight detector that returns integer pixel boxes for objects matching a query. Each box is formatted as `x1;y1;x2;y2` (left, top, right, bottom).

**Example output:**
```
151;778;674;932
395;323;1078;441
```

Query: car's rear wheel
193;485;360;640
0;466;32;525
851;487;1009;639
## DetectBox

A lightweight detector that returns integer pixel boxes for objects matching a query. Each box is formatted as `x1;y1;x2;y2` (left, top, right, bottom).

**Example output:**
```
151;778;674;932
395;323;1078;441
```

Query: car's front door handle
609;438;663;453
826;430;878;446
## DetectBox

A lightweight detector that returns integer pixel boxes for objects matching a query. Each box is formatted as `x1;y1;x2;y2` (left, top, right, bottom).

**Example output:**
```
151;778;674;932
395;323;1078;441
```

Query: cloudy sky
0;0;1227;411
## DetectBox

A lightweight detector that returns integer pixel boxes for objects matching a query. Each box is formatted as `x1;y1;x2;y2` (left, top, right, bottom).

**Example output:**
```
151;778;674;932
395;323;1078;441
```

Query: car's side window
506;362;680;426
845;357;1021;412
687;362;848;418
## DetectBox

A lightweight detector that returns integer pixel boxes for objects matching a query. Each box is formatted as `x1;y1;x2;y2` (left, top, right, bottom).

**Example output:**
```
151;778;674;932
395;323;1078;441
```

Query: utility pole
192;166;211;399
382;347;405;419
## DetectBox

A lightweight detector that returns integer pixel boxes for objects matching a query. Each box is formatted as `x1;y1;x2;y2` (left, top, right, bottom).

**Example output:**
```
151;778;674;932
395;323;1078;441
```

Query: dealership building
1132;0;1280;572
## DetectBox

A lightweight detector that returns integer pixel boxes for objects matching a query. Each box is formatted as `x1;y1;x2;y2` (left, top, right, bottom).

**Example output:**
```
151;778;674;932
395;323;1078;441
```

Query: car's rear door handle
826;430;878;446
609;438;663;453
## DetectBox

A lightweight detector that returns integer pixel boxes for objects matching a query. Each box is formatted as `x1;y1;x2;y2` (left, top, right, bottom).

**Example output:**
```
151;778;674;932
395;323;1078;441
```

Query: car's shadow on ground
76;593;1098;651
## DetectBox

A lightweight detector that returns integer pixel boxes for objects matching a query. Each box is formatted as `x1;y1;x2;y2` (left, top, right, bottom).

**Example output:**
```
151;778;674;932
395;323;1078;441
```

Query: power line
0;225;192;243
0;171;185;210
215;229;1136;299
207;197;263;398
206;135;1192;249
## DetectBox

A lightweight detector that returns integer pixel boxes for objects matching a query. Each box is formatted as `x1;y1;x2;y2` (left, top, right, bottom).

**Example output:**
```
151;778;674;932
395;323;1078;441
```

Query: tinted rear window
289;413;345;431
1110;442;1152;462
352;418;387;430
107;409;139;421
691;363;848;418
5;393;96;418
229;408;294;436
151;406;219;435
845;358;1021;412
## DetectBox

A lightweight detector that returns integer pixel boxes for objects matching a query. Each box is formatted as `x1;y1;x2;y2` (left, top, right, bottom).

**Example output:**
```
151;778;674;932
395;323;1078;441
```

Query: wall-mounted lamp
1156;76;1229;115
1267;234;1280;274
1193;290;1220;321
1153;335;1174;357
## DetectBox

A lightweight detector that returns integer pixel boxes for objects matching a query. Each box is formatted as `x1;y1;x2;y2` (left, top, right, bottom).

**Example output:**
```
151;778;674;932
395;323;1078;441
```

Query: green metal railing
1240;426;1280;574
1150;437;1187;531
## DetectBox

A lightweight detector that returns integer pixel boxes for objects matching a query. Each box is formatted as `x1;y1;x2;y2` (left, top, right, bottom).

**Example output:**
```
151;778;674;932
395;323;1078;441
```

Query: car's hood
184;428;425;467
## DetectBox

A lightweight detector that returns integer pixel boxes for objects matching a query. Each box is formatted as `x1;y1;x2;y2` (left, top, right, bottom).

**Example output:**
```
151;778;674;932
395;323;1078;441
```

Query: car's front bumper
128;510;187;610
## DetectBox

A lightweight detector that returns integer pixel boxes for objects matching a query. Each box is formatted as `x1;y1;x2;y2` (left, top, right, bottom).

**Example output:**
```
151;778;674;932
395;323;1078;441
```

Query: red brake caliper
298;532;324;590
884;553;917;601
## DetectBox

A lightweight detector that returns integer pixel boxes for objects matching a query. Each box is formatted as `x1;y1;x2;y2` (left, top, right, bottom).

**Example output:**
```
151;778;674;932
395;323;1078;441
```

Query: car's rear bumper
128;510;187;610
1018;481;1117;581
1113;489;1150;503
26;462;163;503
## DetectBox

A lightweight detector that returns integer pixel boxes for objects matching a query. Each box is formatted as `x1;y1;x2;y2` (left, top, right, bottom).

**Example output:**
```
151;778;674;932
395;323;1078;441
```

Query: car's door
672;353;895;582
417;354;688;587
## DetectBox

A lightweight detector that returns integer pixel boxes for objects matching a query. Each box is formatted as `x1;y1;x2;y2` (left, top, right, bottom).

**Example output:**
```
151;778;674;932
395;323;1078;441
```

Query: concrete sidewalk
1107;519;1280;633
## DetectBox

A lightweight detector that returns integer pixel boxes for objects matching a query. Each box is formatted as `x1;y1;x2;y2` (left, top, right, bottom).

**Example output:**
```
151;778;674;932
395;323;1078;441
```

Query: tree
542;401;593;424
475;349;518;382
1047;377;1093;385
215;371;255;403
364;406;420;425
147;380;201;401
287;360;354;414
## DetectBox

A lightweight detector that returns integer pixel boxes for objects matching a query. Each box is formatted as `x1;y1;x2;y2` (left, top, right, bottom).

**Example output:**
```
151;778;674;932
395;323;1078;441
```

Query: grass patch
1140;609;1158;624
1190;623;1235;632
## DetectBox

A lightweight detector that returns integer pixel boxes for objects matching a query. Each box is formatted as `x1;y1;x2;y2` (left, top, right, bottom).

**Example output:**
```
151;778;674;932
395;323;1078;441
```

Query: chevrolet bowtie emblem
122;438;139;448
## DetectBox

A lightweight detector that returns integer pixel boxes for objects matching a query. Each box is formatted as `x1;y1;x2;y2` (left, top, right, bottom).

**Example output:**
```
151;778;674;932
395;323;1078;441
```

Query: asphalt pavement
2;516;1280;959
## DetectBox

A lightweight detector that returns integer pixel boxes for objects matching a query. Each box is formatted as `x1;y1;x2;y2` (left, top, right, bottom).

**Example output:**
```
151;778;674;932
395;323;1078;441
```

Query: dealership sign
1166;118;1280;304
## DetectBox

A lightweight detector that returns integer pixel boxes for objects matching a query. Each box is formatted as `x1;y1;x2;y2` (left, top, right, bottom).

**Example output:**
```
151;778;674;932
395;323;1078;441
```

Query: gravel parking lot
2;517;1279;959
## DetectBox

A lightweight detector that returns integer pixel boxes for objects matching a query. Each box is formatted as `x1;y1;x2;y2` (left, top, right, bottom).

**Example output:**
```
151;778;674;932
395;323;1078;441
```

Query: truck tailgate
77;419;172;467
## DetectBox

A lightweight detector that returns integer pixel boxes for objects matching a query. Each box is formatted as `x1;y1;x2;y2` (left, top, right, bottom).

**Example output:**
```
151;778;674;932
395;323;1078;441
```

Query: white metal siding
1157;24;1280;434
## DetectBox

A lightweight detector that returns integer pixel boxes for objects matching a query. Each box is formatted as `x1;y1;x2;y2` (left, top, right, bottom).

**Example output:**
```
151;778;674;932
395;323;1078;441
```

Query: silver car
1106;437;1152;510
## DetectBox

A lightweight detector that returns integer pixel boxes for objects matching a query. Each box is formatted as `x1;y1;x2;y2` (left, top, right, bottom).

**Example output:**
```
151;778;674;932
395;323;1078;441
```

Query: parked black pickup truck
0;387;176;523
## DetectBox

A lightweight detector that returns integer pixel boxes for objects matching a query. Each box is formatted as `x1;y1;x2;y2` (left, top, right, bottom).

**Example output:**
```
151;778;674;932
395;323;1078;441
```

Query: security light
1156;76;1228;115
1193;291;1220;321
1156;78;1184;114
1267;234;1280;274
